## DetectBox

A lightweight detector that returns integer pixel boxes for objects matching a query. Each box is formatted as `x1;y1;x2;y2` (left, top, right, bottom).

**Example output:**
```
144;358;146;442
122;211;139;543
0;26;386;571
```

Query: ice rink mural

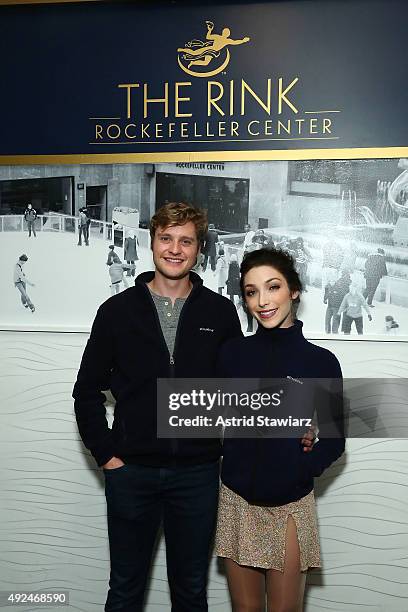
1;158;407;338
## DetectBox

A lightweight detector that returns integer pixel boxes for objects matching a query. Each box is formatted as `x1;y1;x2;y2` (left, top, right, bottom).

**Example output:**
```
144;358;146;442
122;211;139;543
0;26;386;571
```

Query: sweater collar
255;318;304;342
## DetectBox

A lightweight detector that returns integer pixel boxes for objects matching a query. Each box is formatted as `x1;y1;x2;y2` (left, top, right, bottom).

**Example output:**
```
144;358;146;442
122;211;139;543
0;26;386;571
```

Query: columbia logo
287;375;303;385
200;327;214;332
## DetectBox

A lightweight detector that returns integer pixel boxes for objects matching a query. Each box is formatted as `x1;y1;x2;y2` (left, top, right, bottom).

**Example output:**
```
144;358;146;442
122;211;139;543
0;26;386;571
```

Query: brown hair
150;202;208;246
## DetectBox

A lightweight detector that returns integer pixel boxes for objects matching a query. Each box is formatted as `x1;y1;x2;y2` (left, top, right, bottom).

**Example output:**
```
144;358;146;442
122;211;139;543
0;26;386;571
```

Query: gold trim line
0;147;407;165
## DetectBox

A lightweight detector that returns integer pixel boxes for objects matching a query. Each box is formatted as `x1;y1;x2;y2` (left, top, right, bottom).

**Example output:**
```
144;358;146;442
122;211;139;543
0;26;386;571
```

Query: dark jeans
104;461;219;612
342;313;363;334
325;306;340;334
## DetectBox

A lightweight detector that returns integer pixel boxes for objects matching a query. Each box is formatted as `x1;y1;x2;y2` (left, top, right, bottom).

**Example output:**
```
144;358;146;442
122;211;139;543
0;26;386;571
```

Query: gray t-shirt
149;289;186;359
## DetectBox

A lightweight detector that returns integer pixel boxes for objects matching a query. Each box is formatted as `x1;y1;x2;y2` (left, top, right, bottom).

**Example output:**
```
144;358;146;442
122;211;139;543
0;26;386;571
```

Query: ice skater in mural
226;253;241;305
124;231;139;277
202;223;219;272
323;269;351;334
77;208;89;246
107;255;132;296
385;315;400;334
177;21;250;70
338;283;372;335
24;203;37;237
243;223;256;254
294;237;311;292
216;241;228;295
106;244;118;266
14;254;35;312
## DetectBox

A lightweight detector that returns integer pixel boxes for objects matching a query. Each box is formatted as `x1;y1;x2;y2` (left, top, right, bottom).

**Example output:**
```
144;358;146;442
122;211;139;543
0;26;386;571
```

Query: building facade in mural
0;159;407;337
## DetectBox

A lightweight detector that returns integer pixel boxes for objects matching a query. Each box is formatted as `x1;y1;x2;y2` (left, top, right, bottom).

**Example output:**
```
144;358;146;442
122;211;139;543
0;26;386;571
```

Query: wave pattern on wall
0;332;407;611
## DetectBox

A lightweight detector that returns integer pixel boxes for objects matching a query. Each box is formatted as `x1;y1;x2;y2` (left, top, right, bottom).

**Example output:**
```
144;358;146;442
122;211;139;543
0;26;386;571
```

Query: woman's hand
301;428;317;453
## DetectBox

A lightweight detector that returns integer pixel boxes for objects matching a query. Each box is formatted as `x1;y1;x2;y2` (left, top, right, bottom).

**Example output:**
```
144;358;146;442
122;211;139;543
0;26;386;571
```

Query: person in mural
177;20;250;69
324;269;352;334
338;283;373;335
73;202;243;612
14;254;35;312
77;207;89;246
124;231;139;277
215;247;344;612
106;244;118;266
202;222;219;272
216;242;228;295
107;255;132;296
242;223;256;254
226;253;241;305
24;203;37;237
363;248;388;307
294;237;311;293
385;314;399;334
253;229;269;249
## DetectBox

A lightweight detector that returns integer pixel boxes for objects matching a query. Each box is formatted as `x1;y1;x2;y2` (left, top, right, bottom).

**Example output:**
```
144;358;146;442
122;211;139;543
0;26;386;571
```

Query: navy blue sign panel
0;0;407;156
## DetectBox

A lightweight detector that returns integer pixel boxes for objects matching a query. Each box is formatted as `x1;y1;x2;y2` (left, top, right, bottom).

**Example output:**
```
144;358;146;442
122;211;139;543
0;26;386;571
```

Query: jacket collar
255;318;304;343
134;270;203;299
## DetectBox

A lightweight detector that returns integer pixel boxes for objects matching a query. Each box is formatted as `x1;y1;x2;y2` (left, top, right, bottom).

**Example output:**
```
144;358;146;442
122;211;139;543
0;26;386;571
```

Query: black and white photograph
1;157;407;338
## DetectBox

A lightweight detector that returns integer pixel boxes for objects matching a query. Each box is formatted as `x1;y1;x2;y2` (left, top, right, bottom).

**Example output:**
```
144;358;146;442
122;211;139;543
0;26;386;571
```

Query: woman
215;247;345;612
338;283;372;335
124;231;139;277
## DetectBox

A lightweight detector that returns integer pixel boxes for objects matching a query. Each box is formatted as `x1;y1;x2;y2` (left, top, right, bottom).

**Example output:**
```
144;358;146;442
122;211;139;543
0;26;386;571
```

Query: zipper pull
170;355;175;365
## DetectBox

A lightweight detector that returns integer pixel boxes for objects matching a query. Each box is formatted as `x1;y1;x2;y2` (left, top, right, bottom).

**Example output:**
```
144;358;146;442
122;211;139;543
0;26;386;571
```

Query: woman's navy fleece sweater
218;320;345;506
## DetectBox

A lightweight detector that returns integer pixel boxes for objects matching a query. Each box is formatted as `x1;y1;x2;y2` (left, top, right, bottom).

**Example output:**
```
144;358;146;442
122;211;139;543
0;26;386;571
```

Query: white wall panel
0;331;407;611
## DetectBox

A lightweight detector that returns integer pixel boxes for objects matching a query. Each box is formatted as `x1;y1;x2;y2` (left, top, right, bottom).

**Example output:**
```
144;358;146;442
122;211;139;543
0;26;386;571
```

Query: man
201;222;218;272
78;207;89;246
73;202;315;611
24;203;37;237
14;254;35;312
363;247;388;306
73;203;241;612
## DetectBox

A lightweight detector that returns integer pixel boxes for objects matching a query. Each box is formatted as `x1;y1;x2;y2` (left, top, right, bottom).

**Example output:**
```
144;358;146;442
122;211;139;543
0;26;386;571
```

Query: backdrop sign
0;0;407;159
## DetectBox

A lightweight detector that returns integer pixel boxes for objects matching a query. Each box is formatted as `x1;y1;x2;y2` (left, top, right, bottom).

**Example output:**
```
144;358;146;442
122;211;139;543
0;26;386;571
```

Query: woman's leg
266;516;306;612
224;559;265;612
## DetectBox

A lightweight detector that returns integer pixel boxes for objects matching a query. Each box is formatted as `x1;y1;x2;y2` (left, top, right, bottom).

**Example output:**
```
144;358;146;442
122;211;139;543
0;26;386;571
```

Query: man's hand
103;456;125;470
368;314;373;321
301;428;316;453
